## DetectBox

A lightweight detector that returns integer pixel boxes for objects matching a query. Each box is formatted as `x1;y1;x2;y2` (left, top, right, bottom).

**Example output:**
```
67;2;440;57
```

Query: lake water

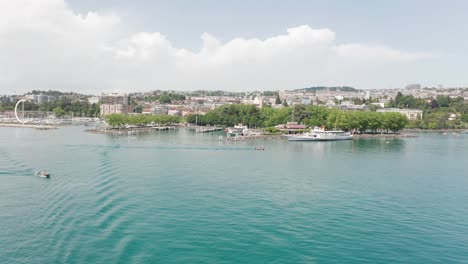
1;126;467;263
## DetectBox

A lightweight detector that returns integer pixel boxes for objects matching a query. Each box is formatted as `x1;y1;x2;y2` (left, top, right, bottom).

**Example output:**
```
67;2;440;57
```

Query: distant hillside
297;86;361;92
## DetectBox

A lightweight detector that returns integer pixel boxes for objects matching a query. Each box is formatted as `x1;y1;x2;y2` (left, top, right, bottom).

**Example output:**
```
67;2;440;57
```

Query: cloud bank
0;0;431;94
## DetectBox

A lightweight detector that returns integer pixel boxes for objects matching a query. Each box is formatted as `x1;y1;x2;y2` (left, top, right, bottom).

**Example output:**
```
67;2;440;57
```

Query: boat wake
0;149;36;177
65;144;253;151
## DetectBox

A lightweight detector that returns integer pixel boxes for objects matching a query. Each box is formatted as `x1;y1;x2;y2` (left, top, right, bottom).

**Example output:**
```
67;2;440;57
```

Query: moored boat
286;126;353;141
226;124;249;136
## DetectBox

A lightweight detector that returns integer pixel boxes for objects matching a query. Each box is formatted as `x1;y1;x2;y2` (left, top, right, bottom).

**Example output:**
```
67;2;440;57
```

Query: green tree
53;107;66;118
159;95;171;104
461;114;468;123
275;94;281;104
436;95;450;107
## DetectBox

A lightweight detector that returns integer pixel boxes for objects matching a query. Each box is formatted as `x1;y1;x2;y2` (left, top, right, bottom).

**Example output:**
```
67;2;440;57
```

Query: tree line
186;104;408;133
386;92;468;129
106;114;180;128
0;98;100;118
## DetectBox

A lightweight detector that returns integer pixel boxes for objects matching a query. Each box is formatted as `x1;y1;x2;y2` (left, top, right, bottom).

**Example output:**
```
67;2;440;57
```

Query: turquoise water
1;126;467;263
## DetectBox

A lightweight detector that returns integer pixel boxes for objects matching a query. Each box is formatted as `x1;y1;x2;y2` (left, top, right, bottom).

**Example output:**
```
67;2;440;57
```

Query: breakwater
195;126;223;133
85;126;177;136
0;122;57;130
226;134;282;141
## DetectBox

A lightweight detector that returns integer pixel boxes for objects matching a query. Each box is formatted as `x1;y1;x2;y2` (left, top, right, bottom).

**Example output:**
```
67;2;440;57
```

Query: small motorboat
255;146;265;151
35;171;51;178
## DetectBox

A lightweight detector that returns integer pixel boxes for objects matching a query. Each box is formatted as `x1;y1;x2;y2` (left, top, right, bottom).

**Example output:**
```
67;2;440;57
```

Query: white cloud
0;0;432;94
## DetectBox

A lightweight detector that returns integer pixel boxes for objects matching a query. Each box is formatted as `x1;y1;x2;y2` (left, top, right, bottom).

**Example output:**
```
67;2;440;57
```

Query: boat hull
286;127;353;141
287;136;353;141
286;132;353;141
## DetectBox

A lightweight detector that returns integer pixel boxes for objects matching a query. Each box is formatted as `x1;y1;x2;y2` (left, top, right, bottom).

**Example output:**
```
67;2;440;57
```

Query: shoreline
402;128;468;133
85;126;177;136
0;122;58;130
81;124;467;139
226;133;417;141
352;133;417;138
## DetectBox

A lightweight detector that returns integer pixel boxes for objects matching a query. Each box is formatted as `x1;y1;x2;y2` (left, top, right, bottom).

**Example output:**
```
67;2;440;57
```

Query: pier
226;134;282;141
86;126;177;136
0;122;58;130
195;126;223;133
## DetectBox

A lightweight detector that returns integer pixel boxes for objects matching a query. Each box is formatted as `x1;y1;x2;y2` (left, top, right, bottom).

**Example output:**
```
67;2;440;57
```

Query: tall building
100;93;132;116
100;93;130;105
405;84;421;90
37;94;48;104
365;91;371;100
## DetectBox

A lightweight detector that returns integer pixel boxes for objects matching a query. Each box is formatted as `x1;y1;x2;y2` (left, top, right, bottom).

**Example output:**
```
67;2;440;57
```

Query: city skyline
1;0;468;94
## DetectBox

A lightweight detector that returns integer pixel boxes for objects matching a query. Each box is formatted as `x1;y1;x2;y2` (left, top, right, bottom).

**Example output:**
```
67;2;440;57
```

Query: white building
88;96;100;104
377;108;423;120
365;91;371;100
25;94;38;102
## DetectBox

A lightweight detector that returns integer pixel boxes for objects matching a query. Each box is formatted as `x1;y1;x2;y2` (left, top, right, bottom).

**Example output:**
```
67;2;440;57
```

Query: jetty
195;126;223;133
86;126;177;136
0;122;57;130
226;134;282;141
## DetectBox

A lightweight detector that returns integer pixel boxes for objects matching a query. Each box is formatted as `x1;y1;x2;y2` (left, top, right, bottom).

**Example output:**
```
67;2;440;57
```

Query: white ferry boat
286;126;353;141
226;124;249;136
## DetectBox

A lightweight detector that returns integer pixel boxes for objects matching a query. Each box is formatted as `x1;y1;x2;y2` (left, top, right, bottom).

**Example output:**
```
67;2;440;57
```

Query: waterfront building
100;104;132;115
100;93;132;116
377;108;423;120
275;122;307;133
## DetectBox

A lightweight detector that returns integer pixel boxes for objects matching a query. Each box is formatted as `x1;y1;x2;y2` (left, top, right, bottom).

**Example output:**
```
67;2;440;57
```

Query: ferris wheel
14;99;26;124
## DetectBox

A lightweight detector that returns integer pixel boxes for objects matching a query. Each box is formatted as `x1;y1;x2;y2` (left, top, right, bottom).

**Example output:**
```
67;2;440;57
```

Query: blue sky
67;0;467;52
1;0;467;94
